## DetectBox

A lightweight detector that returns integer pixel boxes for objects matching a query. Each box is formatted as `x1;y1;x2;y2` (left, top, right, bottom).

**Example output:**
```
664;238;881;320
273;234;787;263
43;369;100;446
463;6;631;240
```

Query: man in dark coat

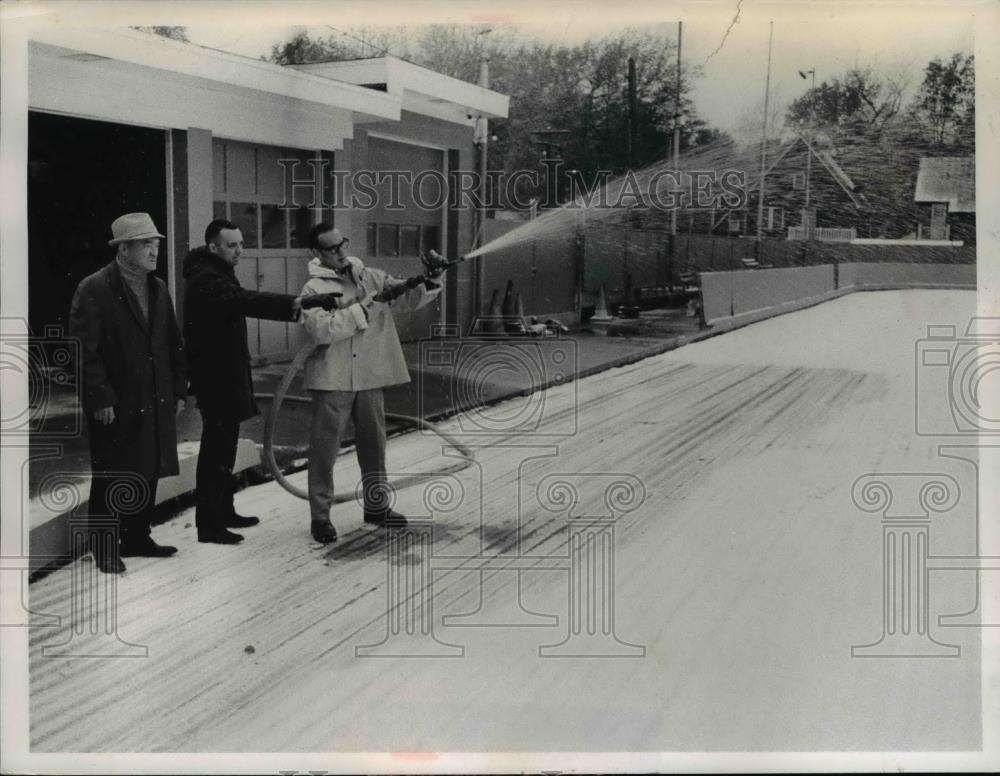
183;219;340;544
69;213;188;574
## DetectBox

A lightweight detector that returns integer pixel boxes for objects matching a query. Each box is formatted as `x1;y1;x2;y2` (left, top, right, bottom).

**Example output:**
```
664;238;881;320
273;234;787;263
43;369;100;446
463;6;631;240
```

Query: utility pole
798;67;816;238
627;57;637;169
756;21;774;244
670;20;682;236
475;27;491;316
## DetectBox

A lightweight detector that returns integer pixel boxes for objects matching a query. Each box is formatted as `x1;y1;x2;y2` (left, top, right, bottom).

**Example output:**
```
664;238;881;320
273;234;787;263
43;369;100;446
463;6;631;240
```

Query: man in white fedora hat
69;212;188;573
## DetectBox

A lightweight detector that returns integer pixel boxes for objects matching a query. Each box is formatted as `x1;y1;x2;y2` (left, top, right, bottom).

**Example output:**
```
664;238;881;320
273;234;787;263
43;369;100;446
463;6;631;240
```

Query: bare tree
786;67;908;142
132;26;189;42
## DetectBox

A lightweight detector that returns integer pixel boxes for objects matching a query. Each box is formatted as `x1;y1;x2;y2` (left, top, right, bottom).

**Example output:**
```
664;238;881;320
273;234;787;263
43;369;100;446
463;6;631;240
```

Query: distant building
663;136;870;241
913;157;975;244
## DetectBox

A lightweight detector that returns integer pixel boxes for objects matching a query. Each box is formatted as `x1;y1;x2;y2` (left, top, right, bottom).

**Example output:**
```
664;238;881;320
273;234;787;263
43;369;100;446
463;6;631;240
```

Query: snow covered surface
27;290;990;758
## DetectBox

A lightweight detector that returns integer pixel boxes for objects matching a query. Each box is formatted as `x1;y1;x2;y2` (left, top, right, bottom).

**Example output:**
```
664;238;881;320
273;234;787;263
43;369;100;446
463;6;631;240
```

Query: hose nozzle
421;249;450;278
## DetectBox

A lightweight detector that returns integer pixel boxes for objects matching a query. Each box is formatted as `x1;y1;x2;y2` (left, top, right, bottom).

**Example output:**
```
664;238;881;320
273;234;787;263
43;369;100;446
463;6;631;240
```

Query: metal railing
787;226;857;242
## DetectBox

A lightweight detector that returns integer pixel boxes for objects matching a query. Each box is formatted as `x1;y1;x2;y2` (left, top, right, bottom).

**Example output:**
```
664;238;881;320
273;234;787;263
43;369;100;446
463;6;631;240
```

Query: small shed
914;157;975;243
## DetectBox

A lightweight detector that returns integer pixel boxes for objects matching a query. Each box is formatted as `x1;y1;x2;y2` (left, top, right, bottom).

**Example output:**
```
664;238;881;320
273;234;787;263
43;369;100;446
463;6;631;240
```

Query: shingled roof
743;135;868;209
914;157;975;212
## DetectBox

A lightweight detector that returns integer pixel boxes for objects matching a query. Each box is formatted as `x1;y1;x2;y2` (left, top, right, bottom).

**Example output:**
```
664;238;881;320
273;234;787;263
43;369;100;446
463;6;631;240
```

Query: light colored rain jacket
300;256;443;392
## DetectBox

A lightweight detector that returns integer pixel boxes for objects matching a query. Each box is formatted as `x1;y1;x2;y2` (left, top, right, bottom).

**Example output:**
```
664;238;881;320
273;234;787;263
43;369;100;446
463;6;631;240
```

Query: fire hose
260;250;476;501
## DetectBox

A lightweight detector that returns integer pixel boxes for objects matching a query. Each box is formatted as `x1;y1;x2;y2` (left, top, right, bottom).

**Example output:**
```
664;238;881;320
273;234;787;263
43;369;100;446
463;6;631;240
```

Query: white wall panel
30;45;350;151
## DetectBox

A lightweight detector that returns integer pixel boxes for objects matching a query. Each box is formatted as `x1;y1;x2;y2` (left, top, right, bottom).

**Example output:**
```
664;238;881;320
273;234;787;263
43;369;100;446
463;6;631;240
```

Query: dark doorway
28;112;167;334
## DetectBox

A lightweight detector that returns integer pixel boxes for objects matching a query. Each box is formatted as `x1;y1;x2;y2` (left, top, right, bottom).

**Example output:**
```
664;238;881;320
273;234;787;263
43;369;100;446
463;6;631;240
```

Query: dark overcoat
182;247;298;423
69;261;187;479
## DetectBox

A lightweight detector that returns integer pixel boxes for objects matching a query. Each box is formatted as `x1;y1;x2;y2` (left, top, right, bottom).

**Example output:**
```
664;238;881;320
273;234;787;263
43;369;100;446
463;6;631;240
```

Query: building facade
913;156;976;245
24;27;508;361
674;136;870;241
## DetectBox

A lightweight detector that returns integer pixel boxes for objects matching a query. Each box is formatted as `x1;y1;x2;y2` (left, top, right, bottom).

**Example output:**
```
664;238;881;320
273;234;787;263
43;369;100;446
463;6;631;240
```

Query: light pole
756;22;774;244
567;169;585;323
798;68;816;237
475;27;491;315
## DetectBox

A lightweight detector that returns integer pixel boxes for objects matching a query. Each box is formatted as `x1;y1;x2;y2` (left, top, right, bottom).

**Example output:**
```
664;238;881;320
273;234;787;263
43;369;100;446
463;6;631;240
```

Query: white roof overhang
292;57;510;126
27;27;402;150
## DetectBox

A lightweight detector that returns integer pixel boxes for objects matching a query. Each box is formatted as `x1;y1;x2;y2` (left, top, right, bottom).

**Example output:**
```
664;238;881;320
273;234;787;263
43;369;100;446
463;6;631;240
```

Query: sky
179;0;977;136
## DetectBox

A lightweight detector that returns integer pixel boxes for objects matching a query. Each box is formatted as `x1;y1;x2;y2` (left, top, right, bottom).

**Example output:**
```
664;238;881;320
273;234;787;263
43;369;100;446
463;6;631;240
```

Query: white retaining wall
838;262;976;291
701;262;975;332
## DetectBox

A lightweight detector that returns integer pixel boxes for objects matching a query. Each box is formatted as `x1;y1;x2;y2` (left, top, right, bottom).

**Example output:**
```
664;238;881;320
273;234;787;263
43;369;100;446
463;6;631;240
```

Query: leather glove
300;292;343;311
374;276;423;303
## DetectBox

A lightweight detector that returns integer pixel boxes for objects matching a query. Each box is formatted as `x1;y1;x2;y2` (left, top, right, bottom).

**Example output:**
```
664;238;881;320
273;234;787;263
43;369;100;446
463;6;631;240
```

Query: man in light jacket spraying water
299;223;445;544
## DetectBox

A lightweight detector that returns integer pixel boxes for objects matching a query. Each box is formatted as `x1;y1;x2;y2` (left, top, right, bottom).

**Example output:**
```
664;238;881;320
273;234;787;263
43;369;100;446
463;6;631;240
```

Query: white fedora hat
108;212;165;245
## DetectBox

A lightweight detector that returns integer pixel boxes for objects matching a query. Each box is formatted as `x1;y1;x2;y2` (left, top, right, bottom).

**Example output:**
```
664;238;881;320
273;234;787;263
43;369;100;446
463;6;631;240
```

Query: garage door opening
28;112;168;335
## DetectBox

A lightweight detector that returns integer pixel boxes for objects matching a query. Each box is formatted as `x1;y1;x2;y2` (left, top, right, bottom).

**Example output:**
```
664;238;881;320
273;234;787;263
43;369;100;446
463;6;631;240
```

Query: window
210;139;323;361
368;222;442;257
213;140;322;252
422;225;440;253
792;173;805;190
290;206;313;249
767;207;784;231
728;217;742;234
377;224;399;257
230;202;259;249
260;205;286;249
400;225;420;257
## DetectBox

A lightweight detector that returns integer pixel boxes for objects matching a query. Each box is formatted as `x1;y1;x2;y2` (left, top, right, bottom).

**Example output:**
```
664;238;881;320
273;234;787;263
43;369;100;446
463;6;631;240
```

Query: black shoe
197;528;244;544
94;552;126;574
121;538;178;558
225;513;260;529
363;510;409;529
310;521;338;544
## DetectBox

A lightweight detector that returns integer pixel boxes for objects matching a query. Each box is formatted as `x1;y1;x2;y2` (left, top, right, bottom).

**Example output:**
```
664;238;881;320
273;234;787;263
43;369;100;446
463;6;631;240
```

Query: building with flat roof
24;26;508;359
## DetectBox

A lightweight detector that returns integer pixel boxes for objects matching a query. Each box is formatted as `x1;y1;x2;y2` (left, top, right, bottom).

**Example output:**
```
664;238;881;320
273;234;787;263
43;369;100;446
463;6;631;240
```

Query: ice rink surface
29;289;986;752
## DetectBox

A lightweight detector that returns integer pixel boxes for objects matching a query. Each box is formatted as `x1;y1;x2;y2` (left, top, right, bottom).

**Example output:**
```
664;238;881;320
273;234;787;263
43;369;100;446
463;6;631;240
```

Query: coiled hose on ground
260;344;474;502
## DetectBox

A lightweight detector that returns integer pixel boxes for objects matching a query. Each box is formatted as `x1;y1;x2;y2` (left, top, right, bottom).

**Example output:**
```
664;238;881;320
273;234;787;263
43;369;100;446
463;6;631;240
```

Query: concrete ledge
839;261;975;289
705;286;852;333
702;262;975;334
840;282;976;292
28;438;260;575
701;265;835;324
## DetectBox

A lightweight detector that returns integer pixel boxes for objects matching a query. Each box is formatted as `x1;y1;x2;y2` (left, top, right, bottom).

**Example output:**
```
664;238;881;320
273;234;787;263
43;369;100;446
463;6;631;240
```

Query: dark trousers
87;472;158;551
86;419;158;554
307;388;387;524
195;412;241;533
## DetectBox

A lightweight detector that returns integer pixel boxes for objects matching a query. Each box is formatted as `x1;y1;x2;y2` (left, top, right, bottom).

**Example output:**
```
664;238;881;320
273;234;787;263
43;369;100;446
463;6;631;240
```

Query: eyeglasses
318;238;349;253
